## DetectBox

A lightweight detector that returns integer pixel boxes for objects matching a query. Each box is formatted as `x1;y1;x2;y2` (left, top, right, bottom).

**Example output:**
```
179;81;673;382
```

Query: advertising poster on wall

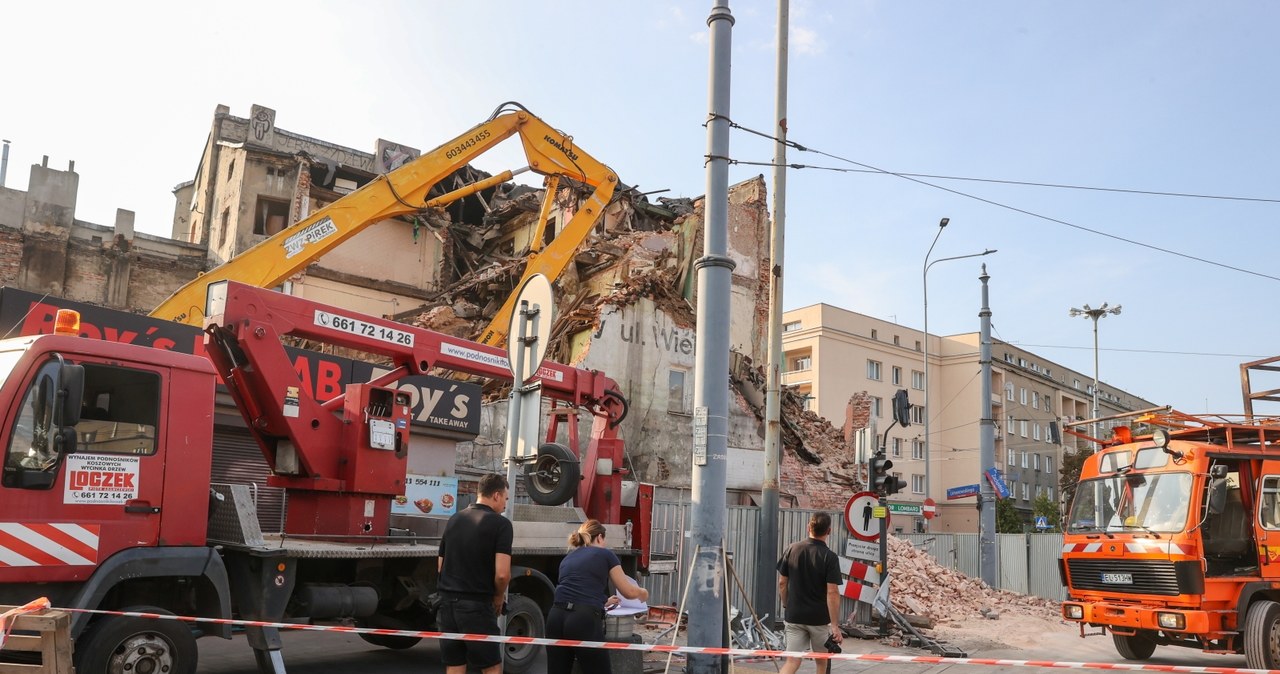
393;475;458;518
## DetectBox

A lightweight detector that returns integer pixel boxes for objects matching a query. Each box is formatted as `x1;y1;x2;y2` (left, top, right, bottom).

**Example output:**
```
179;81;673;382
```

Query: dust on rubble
884;535;1072;651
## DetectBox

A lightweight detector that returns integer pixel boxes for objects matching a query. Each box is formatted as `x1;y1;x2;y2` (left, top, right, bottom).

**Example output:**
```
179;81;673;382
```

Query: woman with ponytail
545;519;648;673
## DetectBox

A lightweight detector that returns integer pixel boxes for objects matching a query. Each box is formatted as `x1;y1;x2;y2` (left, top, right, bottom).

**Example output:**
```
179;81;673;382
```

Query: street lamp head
982;249;997;256
1068;308;1083;317
939;217;949;228
1109;305;1122;316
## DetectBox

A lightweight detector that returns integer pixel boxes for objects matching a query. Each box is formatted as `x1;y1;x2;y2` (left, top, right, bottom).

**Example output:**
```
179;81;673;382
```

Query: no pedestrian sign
844;491;888;542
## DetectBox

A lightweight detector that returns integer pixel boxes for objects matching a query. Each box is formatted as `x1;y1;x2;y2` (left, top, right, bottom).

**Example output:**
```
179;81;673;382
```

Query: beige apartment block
782;303;1156;533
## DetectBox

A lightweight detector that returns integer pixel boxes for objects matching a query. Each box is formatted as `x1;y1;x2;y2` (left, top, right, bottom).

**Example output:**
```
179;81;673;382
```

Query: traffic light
868;451;907;496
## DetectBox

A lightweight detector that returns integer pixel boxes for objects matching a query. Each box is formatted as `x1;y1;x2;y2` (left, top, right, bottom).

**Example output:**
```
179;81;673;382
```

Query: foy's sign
0;288;482;435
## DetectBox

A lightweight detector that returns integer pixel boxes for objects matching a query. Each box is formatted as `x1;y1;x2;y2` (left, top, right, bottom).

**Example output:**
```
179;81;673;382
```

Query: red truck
0;281;648;674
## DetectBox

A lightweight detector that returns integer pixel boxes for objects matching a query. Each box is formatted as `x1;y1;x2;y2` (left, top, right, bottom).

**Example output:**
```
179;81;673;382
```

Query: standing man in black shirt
776;512;843;674
437;473;514;674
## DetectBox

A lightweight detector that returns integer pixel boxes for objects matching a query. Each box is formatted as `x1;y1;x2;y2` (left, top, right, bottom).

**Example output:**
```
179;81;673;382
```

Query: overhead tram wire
717;117;1280;284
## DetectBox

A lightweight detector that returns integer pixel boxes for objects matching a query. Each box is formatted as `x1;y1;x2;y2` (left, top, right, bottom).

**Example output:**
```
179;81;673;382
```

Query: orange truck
1060;358;1280;668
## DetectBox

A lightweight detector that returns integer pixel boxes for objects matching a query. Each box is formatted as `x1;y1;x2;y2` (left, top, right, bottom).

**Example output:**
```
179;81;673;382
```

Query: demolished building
1;102;867;506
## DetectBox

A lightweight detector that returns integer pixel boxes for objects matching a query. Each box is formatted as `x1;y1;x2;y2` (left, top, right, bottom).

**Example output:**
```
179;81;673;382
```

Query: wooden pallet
0;606;73;674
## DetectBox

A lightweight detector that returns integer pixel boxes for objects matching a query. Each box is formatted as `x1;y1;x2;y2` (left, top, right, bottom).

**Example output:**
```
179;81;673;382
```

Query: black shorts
437;598;501;669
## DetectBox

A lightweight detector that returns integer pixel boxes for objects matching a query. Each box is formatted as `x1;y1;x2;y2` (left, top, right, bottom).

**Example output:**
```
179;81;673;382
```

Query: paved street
195;622;1250;674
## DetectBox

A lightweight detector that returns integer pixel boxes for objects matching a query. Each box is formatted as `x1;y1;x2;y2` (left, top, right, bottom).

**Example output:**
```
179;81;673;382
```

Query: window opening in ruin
254;197;290;236
667;369;690;415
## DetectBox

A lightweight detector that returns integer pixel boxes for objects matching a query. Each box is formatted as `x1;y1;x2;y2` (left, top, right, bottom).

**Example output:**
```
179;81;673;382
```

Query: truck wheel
1245;599;1280;669
1112;632;1156;660
502;595;545;674
525;443;579;506
74;606;197;674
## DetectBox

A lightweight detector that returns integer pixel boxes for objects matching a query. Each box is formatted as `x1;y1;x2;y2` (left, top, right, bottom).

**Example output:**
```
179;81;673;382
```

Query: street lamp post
1068;303;1122;439
922;218;995;527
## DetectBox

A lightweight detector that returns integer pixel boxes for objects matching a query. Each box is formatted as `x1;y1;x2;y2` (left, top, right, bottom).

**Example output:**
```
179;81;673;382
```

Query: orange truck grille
1066;559;1185;595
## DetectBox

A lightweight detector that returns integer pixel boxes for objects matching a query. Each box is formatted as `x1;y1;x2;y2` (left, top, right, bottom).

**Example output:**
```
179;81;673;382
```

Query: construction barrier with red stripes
41;606;1280;674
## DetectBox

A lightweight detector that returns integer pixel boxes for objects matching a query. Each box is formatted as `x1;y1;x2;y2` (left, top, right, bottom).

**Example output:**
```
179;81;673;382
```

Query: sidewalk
638;621;960;674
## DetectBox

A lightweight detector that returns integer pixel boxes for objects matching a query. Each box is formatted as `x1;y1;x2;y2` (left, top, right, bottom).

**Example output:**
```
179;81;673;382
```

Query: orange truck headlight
1157;612;1185;630
1063;604;1084;620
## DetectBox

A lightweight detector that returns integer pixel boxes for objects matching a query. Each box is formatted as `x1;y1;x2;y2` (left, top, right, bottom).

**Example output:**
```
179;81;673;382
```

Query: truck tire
1245;599;1280;669
1112;632;1156;660
502;594;545;674
525;443;580;506
73;606;197;674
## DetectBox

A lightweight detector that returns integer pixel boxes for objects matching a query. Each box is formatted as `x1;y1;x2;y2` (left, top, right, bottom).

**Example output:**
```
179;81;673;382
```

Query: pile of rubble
884;535;1060;625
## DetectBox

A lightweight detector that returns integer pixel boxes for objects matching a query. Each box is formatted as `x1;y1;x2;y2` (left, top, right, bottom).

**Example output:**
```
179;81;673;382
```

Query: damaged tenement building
0;103;866;507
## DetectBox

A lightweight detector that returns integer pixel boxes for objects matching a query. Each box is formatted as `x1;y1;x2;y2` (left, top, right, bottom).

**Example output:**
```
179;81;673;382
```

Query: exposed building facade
0;105;778;508
782;303;1156;533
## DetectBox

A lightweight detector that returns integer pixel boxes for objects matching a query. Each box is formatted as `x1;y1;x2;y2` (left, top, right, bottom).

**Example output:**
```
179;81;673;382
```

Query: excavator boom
151;103;618;349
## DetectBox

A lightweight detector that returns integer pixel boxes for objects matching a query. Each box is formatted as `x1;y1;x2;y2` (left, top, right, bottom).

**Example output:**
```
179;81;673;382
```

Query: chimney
0;139;9;187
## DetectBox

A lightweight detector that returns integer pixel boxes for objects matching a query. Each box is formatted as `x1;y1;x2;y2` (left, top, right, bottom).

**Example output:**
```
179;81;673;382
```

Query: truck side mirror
1207;478;1227;515
57;362;84;428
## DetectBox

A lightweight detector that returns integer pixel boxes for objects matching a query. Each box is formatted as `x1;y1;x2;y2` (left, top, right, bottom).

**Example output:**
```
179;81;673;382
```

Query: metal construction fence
643;501;1065;623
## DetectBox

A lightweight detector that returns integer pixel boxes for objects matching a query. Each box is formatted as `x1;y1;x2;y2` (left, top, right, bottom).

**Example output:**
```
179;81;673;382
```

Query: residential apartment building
782;303;1156;533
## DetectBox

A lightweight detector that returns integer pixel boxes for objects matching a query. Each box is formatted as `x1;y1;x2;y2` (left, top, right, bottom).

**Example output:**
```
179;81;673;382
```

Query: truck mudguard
68;546;232;638
509;565;556;610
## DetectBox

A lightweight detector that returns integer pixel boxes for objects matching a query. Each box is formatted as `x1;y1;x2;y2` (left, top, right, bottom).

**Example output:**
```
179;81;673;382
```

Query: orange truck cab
1061;412;1280;668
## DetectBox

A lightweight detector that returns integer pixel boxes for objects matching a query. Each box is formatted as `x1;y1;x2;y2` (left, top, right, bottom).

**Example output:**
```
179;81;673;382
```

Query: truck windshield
1068;471;1193;534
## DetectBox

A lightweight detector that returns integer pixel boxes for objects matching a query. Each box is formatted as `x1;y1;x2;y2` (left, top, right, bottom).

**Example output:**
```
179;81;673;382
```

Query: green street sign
887;503;922;515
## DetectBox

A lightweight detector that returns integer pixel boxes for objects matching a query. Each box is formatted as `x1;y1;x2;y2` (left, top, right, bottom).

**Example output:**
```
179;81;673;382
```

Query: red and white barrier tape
52;606;1278;673
0;597;51;649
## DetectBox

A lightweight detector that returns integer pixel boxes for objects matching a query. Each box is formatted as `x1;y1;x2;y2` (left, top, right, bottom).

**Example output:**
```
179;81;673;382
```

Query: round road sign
844;491;888;542
922;497;937;520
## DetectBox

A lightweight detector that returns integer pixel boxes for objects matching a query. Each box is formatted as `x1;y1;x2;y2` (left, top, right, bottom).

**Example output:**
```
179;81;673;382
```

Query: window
1007;414;1014;435
3;361;59;485
1007;448;1016;465
872;396;883;418
870;329;878;340
1047;485;1054;501
266;166;289;191
912;439;925;460
801;394;813;411
1021;482;1030;501
893;335;901;346
74;364;161;456
1020;420;1028;437
1020;387;1028;405
1032;392;1039;409
892;366;902;386
1045;456;1053;474
912;370;925;390
227;157;236;181
668;369;689;414
1033;423;1041;441
1033;453;1041;471
253;196;290;236
219;207;231;248
1006;384;1014;401
783;321;802;332
1021;451;1029;468
915;340;921;352
892;437;903;458
867;360;882;381
912;474;925;495
910;404;924;425
791;356;812;372
1074;378;1081;390
1045;398;1052;414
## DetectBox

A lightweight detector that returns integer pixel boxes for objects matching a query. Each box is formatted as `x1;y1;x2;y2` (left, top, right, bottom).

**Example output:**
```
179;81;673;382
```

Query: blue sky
3;1;1277;415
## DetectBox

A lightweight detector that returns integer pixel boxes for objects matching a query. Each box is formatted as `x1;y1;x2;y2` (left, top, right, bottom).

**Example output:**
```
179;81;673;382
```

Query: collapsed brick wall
780;392;872;510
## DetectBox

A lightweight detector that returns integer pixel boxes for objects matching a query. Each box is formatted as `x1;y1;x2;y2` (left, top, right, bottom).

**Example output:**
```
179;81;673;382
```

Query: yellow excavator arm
151;103;617;347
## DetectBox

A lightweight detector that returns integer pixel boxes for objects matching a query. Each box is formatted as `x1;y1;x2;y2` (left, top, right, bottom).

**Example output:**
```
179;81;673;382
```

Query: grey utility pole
689;2;735;673
978;265;996;586
755;0;788;624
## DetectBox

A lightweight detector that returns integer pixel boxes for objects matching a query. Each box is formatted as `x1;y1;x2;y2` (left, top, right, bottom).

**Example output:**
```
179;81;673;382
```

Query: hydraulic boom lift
150;102;619;349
